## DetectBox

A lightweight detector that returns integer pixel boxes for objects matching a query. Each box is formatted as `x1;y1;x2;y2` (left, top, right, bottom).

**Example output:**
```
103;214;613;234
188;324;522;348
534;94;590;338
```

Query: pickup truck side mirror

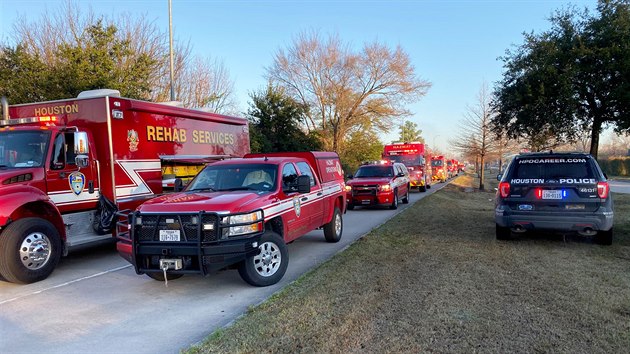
174;178;184;192
397;172;405;178
297;175;311;194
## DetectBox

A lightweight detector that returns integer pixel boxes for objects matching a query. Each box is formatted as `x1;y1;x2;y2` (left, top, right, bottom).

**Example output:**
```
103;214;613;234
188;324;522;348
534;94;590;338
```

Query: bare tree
176;56;237;114
267;31;431;153
451;83;502;190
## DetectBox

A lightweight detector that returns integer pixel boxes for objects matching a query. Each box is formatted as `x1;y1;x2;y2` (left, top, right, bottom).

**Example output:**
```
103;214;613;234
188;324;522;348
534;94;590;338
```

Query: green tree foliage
492;0;630;158
247;85;322;153
398;120;424;142
0;19;157;102
339;124;384;174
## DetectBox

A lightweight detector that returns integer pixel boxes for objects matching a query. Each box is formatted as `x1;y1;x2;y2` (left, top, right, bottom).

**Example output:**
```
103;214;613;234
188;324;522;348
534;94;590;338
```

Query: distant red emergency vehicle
382;142;431;192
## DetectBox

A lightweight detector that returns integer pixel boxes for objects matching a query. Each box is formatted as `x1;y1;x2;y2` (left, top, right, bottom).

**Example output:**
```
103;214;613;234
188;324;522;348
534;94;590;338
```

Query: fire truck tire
0;218;62;284
419;185;427;192
402;188;409;204
146;272;184;281
324;207;343;243
238;231;288;287
390;190;399;210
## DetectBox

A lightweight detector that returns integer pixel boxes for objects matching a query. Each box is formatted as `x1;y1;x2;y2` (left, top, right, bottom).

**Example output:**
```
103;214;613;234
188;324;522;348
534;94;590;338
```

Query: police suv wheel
596;228;613;245
324;207;343;243
238;231;288;287
496;223;511;241
0;218;62;284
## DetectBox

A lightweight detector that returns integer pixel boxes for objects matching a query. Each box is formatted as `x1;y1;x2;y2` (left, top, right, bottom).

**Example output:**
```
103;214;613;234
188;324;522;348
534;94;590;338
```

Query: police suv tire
324;207;343;243
495;223;511;240
238;231;288;287
146;272;184;281
596;228;613;246
0;218;62;284
402;188;409;204
390;190;399;210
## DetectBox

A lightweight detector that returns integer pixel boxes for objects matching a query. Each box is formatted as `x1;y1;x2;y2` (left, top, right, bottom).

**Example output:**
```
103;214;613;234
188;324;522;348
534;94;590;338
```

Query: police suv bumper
495;205;614;233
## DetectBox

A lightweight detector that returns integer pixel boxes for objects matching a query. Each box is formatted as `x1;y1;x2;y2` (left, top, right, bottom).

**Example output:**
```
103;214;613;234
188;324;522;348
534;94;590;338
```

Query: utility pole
168;0;175;101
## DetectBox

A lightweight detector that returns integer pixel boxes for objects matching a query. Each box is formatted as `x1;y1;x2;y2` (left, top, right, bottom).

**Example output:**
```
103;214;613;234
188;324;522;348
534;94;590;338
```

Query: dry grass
188;174;630;354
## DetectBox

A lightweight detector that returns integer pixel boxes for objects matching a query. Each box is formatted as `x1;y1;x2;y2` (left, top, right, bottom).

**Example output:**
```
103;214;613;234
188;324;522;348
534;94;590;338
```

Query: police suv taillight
499;182;510;198
597;182;609;199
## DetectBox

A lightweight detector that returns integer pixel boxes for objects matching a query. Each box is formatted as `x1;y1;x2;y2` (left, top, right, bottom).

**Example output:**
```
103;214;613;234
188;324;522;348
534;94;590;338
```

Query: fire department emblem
293;196;302;217
127;129;139;152
68;171;85;195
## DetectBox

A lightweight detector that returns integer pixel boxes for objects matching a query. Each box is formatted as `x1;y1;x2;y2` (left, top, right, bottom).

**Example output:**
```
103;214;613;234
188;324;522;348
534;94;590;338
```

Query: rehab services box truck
0;89;250;283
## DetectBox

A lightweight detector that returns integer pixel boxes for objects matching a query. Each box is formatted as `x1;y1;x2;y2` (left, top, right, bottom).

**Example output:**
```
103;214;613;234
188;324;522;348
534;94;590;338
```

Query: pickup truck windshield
0;131;50;168
188;163;278;192
355;165;393;178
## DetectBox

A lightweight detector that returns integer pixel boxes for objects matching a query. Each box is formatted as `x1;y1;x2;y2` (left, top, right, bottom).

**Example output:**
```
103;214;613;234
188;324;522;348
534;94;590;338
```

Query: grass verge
188;174;630;353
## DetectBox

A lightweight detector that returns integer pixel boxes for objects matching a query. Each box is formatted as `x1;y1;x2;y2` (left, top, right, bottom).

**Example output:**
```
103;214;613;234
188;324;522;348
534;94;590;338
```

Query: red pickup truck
116;151;346;286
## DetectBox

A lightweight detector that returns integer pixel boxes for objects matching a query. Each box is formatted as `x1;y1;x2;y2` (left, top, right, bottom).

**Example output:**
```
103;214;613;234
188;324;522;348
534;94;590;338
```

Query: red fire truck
431;155;448;182
382;142;431;192
0;90;250;284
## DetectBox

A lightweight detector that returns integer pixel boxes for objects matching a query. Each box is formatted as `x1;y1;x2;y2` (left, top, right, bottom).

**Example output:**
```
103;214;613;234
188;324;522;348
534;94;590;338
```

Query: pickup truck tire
596;228;613;245
238;231;288;287
146;272;184;281
495;223;511;240
402;188;409;204
0;218;62;284
324;207;343;243
390;189;399;210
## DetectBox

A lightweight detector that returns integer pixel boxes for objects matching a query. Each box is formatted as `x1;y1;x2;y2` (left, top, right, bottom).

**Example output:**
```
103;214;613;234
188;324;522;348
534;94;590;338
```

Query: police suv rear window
512;157;595;184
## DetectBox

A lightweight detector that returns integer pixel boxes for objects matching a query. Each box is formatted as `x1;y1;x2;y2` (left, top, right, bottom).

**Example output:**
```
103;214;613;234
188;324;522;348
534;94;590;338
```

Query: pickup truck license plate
159;230;180;241
542;190;562;200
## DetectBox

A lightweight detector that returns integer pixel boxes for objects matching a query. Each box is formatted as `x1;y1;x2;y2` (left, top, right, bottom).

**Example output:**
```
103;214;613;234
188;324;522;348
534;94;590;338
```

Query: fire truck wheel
238;231;288;287
0;218;62;284
146;272;184;281
390;190;399;210
402;188;409;204
419;185;427;192
324;207;343;243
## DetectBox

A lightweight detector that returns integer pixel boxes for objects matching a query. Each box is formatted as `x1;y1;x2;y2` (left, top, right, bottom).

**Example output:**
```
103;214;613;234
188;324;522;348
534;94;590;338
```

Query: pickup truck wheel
0;218;62;284
496;223;511;240
390;190;399;210
596;228;613;245
238;231;288;287
146;272;184;281
402;188;409;204
324;207;343;243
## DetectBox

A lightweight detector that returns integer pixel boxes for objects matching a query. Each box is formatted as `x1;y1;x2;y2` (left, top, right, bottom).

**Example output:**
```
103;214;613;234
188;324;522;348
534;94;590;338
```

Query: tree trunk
479;154;485;191
589;118;602;160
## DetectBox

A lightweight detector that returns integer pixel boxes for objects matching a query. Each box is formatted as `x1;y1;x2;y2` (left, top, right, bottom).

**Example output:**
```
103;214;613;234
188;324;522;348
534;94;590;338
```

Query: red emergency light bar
0;116;58;126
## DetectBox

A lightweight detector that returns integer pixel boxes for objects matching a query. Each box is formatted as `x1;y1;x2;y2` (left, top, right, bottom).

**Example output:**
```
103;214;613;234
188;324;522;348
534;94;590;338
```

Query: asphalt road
610;179;630;194
0;182;448;354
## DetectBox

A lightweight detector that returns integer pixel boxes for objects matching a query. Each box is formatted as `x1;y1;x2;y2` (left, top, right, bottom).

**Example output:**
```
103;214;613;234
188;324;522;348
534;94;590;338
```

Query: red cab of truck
0;90;249;284
116;151;346;286
431;155;448;182
382;142;431;192
345;161;410;210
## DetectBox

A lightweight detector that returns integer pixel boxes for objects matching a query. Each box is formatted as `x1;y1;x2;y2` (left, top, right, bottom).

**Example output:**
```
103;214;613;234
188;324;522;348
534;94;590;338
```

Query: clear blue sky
0;0;598;154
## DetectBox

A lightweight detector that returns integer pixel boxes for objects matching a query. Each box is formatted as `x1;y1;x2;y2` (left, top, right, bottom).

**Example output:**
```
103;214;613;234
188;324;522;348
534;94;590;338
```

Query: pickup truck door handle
317;192;323;196
301;197;308;202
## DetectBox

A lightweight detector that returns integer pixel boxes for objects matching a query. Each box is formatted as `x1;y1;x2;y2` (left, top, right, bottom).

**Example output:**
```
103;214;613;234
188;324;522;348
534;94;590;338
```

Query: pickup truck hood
347;177;392;185
138;191;267;214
